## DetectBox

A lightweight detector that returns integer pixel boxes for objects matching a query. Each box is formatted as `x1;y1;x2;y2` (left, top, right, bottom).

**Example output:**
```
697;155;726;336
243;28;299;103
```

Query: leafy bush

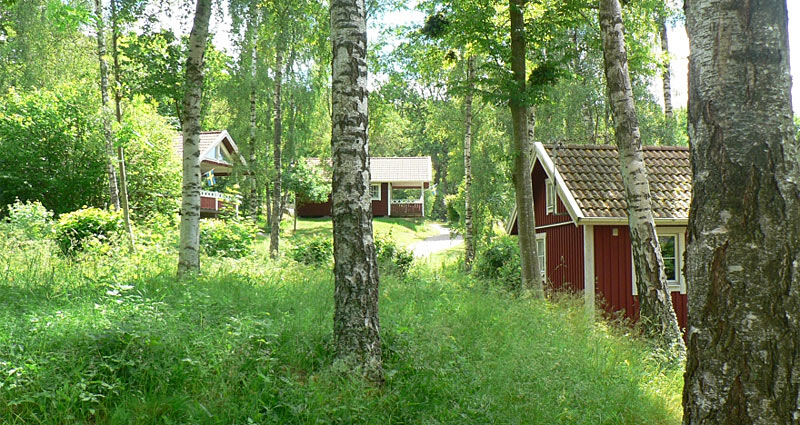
475;236;521;290
375;234;414;277
4;199;54;239
291;235;333;265
0;87;108;214
56;208;122;255
200;219;256;258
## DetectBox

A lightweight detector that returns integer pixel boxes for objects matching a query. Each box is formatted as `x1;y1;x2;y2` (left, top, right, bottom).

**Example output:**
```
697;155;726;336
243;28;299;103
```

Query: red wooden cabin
508;143;690;330
173;130;246;217
296;157;432;218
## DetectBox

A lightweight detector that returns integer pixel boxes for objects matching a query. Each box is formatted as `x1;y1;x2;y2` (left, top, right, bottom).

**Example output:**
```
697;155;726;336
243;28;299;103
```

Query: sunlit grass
0;229;683;424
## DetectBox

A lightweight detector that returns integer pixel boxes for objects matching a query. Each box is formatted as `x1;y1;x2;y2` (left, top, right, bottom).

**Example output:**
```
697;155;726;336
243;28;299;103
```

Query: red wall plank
540;224;584;293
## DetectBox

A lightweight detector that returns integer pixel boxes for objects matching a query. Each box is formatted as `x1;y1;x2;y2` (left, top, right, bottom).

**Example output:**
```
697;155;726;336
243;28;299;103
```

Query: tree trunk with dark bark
599;0;685;357
177;0;211;277
110;0;134;253
269;47;283;259
509;0;543;296
330;0;383;383
463;56;475;271
94;0;120;211
683;1;800;423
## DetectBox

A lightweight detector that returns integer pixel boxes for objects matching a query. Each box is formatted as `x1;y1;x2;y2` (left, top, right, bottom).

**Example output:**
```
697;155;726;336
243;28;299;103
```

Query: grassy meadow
0;217;683;424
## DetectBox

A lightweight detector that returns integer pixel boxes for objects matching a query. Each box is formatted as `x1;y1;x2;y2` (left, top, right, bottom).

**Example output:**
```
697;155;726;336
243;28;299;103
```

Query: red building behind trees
508;143;689;330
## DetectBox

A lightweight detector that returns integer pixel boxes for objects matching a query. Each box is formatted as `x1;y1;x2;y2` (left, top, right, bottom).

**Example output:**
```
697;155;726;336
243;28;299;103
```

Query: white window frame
536;232;546;279
545;178;556;214
632;229;686;295
370;184;381;201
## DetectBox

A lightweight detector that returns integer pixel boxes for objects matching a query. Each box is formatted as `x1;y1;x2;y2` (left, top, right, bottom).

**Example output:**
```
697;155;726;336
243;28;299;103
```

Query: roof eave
505;142;586;234
575;216;689;226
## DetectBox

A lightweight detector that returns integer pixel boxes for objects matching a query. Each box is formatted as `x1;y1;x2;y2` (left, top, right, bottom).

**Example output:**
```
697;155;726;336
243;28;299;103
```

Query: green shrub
291;235;333;265
375;234;414;277
475;236;521;290
200;219;256;258
56;208;122;255
5;199;54;239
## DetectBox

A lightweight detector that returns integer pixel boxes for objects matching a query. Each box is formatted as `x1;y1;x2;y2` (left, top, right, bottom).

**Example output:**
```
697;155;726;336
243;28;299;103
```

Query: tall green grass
0;231;682;424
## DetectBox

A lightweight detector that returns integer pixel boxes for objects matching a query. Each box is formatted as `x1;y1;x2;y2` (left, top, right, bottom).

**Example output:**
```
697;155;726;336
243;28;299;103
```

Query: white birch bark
599;0;685;357
177;0;211;277
463;55;475;271
269;46;283;259
659;19;673;121
94;0;120;211
331;0;383;383
683;1;800;422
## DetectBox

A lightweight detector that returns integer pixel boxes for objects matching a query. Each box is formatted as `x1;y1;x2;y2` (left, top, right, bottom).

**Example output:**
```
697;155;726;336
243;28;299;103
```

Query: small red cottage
297;157;432;218
173;130;246;217
508;143;690;330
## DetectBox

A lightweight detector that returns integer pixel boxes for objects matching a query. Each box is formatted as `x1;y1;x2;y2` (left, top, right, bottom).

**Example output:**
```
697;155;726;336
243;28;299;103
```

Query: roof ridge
542;143;689;152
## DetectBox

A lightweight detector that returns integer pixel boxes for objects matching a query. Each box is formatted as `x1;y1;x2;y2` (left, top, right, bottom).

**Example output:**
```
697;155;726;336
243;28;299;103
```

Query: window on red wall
370;184;381;201
545;179;556;214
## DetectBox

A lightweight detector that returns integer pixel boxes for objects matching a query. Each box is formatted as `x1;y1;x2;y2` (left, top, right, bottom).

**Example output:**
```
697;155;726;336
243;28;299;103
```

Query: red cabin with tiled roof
173;130;246;217
296;157;432;218
508;143;690;331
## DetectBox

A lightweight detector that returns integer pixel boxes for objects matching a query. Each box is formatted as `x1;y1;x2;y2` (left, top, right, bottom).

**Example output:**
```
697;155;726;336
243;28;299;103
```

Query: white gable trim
534;142;584;223
505;142;585;234
200;130;248;167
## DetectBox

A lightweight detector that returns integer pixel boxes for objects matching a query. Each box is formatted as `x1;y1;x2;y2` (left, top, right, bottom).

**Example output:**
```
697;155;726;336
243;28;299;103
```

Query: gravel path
410;223;463;257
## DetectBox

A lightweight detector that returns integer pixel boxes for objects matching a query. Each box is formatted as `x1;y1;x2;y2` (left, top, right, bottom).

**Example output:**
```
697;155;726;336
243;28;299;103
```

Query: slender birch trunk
509;0;543;296
463;56;475;271
94;0;120;211
177;0;211;277
659;19;673;121
246;7;259;218
599;0;685;357
269;47;283;259
331;0;383;383
683;1;800;423
110;0;134;253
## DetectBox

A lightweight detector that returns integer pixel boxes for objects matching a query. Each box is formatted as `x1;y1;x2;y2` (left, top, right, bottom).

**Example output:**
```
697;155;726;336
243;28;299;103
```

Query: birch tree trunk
246;5;260;218
269;47;283;259
331;0;383;383
509;0;543;296
659;19;673;121
463;55;475;271
94;0;120;211
111;0;134;253
599;0;685;357
683;1;800;423
177;0;211;277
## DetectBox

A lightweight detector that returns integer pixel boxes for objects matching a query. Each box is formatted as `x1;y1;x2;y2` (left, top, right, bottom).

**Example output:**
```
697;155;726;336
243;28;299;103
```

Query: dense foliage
0;88;107;214
55;207;123;256
199;218;257;258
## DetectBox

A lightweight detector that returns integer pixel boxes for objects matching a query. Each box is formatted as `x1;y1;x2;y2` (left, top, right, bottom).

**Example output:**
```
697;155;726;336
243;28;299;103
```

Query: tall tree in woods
508;0;543;295
599;0;684;356
463;55;476;271
94;0;120;211
683;1;800;422
330;0;383;382
270;43;284;258
177;0;212;277
659;17;672;121
110;0;134;252
246;3;259;218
